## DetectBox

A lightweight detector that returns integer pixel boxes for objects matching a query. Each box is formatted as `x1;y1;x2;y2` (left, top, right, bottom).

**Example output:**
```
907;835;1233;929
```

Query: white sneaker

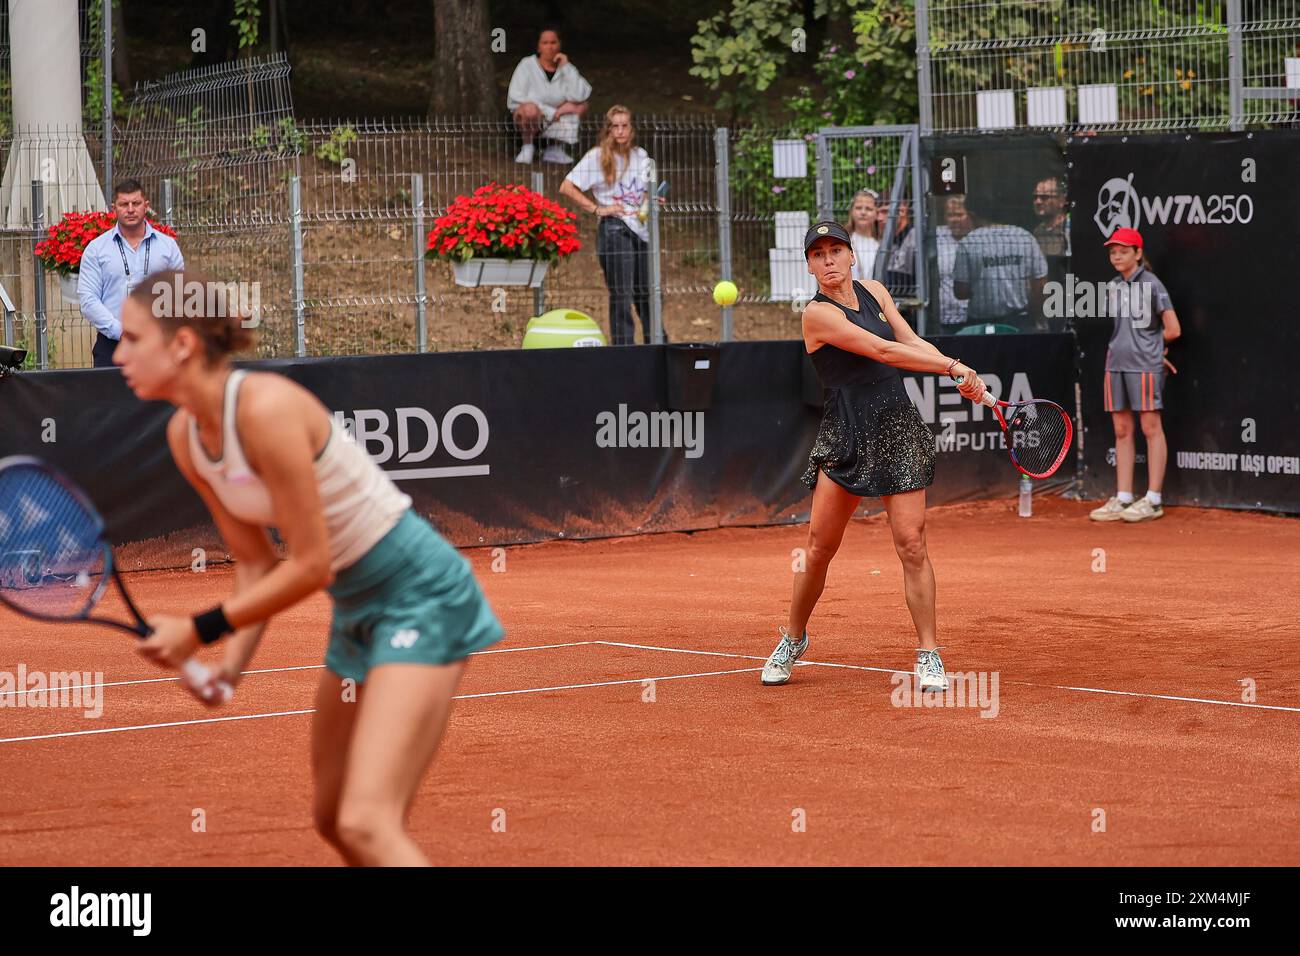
514;143;535;164
916;647;950;692
760;626;808;686
541;144;572;164
1120;497;1164;522
1089;496;1130;521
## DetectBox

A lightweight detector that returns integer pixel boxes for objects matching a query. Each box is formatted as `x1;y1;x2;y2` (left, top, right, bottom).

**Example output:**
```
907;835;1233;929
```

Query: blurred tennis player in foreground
115;269;503;866
761;222;986;691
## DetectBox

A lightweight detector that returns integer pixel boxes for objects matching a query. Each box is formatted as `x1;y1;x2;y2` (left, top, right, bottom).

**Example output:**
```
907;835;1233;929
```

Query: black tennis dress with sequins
800;282;936;496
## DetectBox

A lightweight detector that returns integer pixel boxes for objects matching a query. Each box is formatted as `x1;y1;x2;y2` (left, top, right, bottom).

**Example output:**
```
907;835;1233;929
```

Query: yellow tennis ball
712;280;738;306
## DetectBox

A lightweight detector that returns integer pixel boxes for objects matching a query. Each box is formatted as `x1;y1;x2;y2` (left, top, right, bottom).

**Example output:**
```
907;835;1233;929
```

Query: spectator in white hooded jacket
507;27;592;165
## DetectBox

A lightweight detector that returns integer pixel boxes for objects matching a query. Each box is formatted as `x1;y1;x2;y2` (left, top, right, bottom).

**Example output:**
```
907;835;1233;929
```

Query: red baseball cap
1103;227;1143;249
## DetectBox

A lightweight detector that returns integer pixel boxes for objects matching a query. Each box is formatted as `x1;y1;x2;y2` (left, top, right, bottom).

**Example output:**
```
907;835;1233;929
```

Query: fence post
102;0;114;200
160;178;173;226
1227;0;1244;131
714;127;734;342
289;175;305;357
531;171;546;317
412;172;428;353
815;130;832;221
909;129;929;334
648;161;664;344
31;181;48;369
915;0;934;136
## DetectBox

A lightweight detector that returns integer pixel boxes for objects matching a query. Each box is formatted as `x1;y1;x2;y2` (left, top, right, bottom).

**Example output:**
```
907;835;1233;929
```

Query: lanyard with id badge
115;233;150;292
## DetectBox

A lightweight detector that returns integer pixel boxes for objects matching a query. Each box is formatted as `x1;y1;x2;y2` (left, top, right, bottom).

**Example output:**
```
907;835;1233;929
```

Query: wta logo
333;405;490;480
1093;172;1254;236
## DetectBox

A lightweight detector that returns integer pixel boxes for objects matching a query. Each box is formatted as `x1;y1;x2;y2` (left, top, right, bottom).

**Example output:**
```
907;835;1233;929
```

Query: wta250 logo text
1093;172;1254;235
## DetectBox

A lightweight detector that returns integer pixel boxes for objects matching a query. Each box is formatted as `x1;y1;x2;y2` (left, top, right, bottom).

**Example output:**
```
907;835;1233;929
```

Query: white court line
595;640;1300;715
0;665;760;744
0;641;597;700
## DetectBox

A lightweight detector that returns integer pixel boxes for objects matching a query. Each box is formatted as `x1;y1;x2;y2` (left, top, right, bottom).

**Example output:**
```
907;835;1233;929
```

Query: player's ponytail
128;269;257;363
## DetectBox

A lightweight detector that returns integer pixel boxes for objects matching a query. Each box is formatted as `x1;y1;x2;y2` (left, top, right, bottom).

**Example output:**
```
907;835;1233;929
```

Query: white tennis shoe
760;626;808;685
916;647;950;692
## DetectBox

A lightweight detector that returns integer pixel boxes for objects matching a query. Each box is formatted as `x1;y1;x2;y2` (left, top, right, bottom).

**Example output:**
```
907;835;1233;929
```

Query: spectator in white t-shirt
843;189;880;281
952;196;1048;332
507;26;592;165
936;194;972;329
559;105;663;345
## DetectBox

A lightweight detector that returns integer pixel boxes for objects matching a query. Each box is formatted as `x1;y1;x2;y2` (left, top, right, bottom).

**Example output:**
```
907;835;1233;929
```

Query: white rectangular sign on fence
772;140;807;179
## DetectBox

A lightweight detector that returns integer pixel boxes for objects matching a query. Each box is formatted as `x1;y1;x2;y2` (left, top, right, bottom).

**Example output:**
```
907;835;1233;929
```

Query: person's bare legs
1112;410;1136;496
513;103;542;145
787;473;861;638
311;670;363;865
332;660;466;866
1139;410;1166;493
881;488;937;650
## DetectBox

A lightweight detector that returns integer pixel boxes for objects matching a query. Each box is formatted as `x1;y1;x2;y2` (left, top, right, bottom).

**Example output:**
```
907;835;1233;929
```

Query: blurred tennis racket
956;380;1074;479
0;456;233;704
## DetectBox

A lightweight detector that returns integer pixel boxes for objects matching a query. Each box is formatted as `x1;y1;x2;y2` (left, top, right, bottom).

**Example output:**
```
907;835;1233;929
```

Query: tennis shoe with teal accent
761;626;808;685
916;647;950;692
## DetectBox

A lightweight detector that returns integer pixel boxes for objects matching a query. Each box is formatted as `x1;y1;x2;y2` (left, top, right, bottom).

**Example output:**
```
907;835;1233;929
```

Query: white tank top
187;370;412;571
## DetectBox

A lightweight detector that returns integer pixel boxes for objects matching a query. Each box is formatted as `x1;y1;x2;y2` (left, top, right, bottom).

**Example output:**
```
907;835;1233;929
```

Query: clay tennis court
2;496;1297;866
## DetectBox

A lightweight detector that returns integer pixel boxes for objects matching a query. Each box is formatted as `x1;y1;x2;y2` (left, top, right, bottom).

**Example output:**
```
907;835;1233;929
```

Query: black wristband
193;605;234;645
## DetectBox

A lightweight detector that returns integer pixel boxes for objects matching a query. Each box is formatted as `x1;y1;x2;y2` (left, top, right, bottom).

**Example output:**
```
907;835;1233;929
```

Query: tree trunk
112;0;131;89
429;0;497;118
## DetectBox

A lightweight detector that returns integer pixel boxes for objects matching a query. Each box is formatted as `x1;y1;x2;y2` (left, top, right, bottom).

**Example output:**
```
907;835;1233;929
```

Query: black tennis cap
803;219;851;254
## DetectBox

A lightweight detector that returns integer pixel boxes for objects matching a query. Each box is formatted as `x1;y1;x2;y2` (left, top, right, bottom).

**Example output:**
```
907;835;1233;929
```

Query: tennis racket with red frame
957;380;1074;479
0;456;233;704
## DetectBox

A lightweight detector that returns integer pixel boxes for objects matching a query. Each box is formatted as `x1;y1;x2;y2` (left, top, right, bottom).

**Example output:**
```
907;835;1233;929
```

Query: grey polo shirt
1105;266;1173;373
952;225;1047;320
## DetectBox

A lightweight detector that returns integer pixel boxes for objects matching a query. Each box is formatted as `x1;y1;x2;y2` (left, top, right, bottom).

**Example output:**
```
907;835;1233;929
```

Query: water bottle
1018;475;1033;517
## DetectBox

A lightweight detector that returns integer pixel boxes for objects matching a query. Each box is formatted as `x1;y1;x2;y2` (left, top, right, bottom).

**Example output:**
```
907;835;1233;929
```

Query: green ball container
522;309;607;349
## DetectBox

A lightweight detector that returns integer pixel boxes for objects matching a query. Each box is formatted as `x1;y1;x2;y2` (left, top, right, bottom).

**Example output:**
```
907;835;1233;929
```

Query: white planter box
451;258;549;288
769;248;811;303
774;211;810;250
59;272;79;302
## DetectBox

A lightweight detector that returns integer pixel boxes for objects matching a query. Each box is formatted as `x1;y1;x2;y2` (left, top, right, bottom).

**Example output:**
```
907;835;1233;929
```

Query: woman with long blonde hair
559;105;662;344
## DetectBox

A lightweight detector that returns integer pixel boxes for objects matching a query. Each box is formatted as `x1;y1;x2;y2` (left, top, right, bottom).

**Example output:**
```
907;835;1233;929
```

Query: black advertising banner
0;337;1075;569
1067;132;1300;512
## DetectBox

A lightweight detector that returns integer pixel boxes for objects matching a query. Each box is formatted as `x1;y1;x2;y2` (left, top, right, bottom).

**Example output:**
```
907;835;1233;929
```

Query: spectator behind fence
952;195;1047;332
508;26;591;165
1032;175;1071;331
78;178;185;368
1032;176;1070;257
844;189;880;281
559;105;663;345
876;199;916;299
936;195;972;329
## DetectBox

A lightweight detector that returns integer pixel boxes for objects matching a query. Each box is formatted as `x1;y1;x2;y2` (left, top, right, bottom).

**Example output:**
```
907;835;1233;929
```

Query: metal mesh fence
920;0;1300;134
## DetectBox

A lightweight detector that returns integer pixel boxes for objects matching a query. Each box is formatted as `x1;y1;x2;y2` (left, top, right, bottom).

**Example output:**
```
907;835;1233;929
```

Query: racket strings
1006;403;1072;477
0;465;105;617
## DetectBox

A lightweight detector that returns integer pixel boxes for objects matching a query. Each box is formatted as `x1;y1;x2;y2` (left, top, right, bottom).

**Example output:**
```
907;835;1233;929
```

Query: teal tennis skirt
324;510;504;683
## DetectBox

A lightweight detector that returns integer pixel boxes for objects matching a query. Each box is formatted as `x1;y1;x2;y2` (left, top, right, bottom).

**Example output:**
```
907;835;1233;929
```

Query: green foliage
689;0;808;118
314;124;358;165
232;0;262;51
250;117;305;156
729;127;816;219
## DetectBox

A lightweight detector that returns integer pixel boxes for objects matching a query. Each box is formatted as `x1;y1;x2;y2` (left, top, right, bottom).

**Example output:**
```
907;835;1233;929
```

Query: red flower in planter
424;182;581;264
34;209;178;277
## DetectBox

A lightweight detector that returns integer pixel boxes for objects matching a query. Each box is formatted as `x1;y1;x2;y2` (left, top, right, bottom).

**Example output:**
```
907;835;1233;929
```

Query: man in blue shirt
78;179;185;367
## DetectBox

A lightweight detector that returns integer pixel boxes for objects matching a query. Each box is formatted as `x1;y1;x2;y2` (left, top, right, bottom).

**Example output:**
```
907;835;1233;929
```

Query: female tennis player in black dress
761;221;987;691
